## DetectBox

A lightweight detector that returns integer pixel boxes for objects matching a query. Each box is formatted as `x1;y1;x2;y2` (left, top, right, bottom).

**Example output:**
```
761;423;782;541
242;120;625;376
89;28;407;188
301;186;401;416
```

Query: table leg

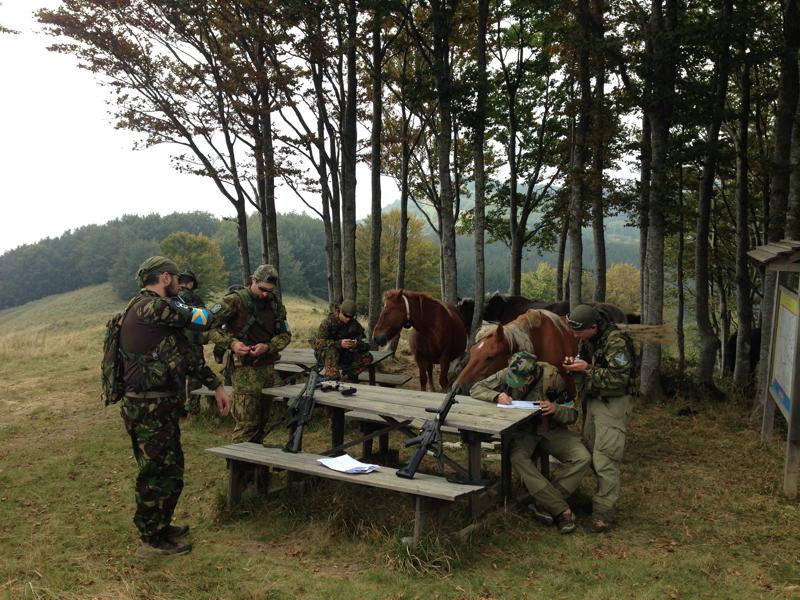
368;364;376;386
501;432;512;501
330;407;345;448
227;459;243;508
464;431;483;517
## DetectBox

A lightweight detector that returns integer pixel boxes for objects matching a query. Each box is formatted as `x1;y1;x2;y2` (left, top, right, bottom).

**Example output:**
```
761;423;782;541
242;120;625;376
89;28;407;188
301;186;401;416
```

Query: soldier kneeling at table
470;351;590;534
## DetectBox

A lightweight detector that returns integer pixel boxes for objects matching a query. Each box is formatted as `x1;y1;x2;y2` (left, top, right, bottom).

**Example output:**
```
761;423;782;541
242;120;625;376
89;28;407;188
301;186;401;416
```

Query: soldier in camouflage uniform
119;256;231;557
178;271;206;415
564;303;636;533
470;352;590;534
311;299;372;381
209;264;292;444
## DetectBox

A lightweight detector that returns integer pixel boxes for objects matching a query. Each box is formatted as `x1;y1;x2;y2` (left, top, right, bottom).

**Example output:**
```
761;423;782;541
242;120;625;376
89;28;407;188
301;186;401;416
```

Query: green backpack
100;297;138;406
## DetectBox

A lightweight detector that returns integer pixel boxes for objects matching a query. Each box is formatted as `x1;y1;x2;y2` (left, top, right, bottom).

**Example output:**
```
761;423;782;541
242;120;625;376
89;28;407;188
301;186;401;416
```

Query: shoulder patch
209;303;222;314
610;351;629;367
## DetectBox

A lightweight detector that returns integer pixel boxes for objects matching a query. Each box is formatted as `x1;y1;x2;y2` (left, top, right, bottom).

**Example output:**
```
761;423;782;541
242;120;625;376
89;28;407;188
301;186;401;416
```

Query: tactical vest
227;288;277;345
119;296;189;393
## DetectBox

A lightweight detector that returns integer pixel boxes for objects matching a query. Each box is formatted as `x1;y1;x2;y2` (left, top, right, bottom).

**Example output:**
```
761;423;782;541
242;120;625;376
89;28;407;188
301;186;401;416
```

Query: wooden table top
261;382;539;436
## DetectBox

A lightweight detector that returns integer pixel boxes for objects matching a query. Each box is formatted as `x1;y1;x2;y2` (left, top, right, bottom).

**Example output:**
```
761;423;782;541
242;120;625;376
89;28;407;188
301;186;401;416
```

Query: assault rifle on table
396;384;461;479
283;368;357;454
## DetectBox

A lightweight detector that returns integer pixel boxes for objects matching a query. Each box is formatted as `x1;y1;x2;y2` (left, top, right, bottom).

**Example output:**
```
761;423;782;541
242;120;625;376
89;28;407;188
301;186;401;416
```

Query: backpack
100;297;139;406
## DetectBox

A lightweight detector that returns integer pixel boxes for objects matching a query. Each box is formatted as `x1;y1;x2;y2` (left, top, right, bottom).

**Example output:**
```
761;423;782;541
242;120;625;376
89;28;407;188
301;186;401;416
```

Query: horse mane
475;320;535;353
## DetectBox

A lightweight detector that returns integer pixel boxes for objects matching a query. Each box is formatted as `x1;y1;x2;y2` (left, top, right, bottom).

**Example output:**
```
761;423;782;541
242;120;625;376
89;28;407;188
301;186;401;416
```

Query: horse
545;300;640;324
373;290;467;392
483;291;551;323
453;309;578;394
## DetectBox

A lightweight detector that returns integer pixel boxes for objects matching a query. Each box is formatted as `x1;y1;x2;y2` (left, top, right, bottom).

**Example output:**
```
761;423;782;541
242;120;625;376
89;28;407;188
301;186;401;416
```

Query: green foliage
521;262;558;300
355;211;440;311
160;231;229;297
606;263;641;313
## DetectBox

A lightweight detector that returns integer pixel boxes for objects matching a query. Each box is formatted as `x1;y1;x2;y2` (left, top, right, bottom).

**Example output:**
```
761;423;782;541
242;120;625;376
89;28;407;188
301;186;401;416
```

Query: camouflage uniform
574;320;635;521
209;287;291;443
471;355;590;520
119;289;221;545
311;311;373;381
178;286;206;415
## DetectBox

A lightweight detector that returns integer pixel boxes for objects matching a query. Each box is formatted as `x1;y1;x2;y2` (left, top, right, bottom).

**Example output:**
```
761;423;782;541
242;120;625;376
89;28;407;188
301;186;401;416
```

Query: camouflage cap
340;299;357;317
179;270;198;286
506;351;539;388
567;304;600;331
136;256;179;287
252;264;279;283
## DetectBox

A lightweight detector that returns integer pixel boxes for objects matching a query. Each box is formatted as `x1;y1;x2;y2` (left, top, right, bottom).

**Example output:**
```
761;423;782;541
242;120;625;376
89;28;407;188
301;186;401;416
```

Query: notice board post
748;240;800;498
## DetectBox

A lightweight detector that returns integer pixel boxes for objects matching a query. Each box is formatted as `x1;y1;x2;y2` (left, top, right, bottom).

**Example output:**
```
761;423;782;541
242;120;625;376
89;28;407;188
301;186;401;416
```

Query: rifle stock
284;368;320;454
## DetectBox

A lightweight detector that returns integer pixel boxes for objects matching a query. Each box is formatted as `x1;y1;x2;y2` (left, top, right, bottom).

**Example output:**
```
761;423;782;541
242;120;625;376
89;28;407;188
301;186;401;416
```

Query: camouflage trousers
231;363;276;444
583;394;633;520
120;395;184;544
315;346;373;381
510;427;591;517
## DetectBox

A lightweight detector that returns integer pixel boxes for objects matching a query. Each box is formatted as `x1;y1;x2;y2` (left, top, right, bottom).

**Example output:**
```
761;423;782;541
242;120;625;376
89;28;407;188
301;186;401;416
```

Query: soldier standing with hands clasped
118;256;231;557
209;264;292;444
563;303;636;533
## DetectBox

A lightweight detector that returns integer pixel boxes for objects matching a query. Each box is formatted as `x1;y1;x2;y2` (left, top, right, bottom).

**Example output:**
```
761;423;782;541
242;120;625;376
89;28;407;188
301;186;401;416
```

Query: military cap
252;264;279;283
567;304;600;331
179;270;198;286
506;351;539;388
340;299;357;317
136;256;179;287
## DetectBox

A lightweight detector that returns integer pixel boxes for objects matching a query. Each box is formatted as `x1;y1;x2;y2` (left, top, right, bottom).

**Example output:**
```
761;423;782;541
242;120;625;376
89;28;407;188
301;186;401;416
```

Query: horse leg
416;357;429;391
427;363;435;392
438;358;450;391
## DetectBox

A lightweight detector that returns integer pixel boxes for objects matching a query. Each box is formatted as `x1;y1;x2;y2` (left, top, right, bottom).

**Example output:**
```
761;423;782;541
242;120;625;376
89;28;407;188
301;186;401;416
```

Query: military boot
137;538;192;557
528;502;555;526
163;524;190;540
556;509;576;534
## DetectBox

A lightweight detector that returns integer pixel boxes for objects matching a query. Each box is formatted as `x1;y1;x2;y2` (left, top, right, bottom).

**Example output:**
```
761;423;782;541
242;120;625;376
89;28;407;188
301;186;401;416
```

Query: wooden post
331;407;345;448
501;432;512;500
227;459;243;508
761;273;782;443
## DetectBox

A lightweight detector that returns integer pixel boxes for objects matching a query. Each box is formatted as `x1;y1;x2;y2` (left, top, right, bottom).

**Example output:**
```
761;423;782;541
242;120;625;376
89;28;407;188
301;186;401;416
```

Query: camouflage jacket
311;312;369;353
208;289;291;365
576;323;635;398
470;363;577;430
119;290;221;394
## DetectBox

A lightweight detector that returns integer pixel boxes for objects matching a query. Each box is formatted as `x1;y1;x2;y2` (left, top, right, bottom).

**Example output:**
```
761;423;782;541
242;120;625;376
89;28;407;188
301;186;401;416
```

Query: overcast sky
0;1;399;255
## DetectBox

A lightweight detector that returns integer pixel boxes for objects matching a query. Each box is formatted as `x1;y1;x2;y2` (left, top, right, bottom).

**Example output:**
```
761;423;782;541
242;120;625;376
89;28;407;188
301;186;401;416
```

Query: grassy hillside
0;285;798;599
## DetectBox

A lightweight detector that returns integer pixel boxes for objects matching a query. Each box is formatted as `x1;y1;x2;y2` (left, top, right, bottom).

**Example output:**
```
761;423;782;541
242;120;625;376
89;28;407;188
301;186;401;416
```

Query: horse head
454;323;515;388
456;297;475;330
372;289;409;346
482;292;507;323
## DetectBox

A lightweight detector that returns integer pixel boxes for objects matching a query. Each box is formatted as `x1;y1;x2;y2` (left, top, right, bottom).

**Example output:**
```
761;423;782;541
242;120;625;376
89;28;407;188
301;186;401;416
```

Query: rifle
283;369;356;453
396;384;461;479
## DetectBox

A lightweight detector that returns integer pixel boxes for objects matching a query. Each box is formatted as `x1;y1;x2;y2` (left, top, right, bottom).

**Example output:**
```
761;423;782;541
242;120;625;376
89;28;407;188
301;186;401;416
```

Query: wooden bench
206;442;485;546
275;363;411;387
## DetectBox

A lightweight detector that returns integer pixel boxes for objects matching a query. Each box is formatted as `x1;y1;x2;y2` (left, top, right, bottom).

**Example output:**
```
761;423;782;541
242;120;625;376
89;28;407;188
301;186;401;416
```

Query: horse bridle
400;293;413;329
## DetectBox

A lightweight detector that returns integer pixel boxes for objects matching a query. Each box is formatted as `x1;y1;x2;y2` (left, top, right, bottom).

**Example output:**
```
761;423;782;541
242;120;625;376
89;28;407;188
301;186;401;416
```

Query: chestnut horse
453;308;578;393
373;290;467;391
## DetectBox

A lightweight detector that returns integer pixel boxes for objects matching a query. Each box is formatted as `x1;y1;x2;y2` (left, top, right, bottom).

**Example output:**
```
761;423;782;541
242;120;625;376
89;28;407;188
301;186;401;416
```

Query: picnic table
206;381;542;543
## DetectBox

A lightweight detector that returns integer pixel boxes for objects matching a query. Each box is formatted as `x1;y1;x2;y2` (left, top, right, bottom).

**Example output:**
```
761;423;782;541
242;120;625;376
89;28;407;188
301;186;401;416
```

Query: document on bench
497;401;541;410
318;453;380;474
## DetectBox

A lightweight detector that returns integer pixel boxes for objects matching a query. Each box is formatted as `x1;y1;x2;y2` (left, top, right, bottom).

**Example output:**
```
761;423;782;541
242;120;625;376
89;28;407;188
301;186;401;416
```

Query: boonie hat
179;270;198;286
506;351;539;388
567;304;600;331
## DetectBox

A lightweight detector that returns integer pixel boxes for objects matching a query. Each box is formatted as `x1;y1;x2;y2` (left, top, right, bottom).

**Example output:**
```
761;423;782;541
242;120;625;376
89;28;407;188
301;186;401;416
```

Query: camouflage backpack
100;297;139;406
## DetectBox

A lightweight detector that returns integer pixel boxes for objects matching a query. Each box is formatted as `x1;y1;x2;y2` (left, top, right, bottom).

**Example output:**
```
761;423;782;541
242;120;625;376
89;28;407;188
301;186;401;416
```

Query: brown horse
373;290;467;391
454;308;578;393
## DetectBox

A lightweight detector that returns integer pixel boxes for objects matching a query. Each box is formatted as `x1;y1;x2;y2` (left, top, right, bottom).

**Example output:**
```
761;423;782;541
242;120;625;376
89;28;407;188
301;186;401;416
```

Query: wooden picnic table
261;382;541;509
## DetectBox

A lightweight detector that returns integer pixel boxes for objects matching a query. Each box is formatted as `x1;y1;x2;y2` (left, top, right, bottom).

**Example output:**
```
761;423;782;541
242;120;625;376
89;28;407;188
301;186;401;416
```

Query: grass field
0;284;799;599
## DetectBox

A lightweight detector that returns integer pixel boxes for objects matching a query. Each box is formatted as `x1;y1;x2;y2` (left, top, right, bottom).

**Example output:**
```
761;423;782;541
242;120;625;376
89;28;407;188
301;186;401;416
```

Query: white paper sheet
317;453;380;474
496;400;540;410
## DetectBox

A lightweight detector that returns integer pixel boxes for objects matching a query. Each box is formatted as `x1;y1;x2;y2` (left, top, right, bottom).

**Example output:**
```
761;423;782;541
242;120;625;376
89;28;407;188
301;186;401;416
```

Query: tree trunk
757;1;800;400
591;0;607;303
340;0;358;303
263;104;279;270
787;51;800;239
569;0;593;309
368;15;382;340
235;201;251;284
471;0;489;337
431;0;458;304
639;113;652;316
694;0;732;395
556;218;568;302
396;104;410;290
734;45;753;387
677;163;686;382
